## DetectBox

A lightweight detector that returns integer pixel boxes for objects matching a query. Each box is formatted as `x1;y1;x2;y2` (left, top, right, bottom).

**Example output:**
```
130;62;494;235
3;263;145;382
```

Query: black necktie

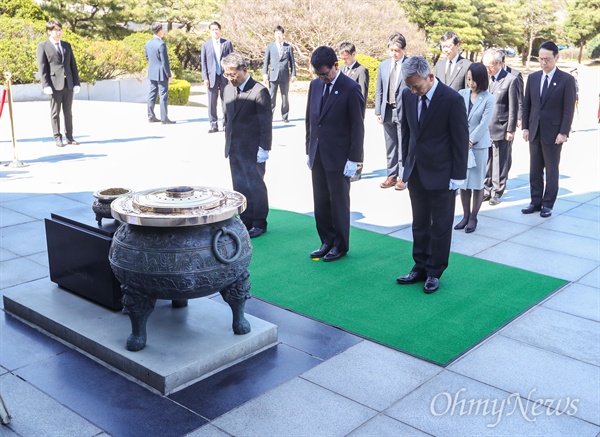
540;75;549;102
490;75;496;82
419;95;428;126
55;42;63;63
321;84;331;113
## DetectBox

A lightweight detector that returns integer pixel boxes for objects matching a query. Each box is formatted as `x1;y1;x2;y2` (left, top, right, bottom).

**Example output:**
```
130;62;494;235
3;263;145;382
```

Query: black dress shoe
310;243;332;258
465;218;478;233
162;119;176;124
208;127;219;133
148;117;160;123
540;207;553;218
521;204;542;214
489;197;500;206
283;118;289;123
424;277;440;293
323;247;346;262
66;137;79;145
55;138;65;147
248;227;266;238
482;194;491;202
396;271;426;284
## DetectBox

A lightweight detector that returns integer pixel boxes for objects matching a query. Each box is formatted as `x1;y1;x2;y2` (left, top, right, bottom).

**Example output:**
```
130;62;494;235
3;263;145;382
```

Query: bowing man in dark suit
433;31;472;92
201;21;234;133
396;56;469;293
521;41;577;218
262;25;296;123
222;53;272;238
145;23;174;124
339;41;369;182
306;46;365;262
374;33;408;190
36;20;81;147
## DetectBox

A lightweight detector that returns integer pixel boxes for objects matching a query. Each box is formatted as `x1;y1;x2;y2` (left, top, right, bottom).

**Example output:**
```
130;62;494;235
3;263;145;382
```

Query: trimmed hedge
123;32;183;79
587;34;600;59
355;54;379;108
155;79;191;106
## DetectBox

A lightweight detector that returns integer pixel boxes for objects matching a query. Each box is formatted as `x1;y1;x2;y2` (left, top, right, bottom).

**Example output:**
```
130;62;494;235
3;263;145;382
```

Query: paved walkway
0;63;598;436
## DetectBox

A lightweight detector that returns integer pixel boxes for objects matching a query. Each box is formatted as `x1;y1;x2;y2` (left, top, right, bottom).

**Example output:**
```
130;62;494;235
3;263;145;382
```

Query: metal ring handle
212;227;242;264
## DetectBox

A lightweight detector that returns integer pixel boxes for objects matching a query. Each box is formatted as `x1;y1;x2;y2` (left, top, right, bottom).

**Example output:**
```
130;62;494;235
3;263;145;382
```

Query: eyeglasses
223;71;238;79
539;57;554;63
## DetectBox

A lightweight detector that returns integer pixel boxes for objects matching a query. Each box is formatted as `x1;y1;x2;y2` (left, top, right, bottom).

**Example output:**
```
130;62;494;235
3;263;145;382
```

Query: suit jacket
434;56;472;91
488;68;519;141
342;62;369;105
262;42;296;82
36;39;80;91
401;81;469;190
506;65;524;121
201;38;234;87
522;68;577;145
458;89;495;149
223;77;272;158
145;36;171;82
374;57;407;119
305;72;365;172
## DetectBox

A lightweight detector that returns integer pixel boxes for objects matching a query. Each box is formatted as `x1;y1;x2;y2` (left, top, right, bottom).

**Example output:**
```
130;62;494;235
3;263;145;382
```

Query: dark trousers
208;75;227;129
484;139;512;198
229;151;269;229
529;132;562;209
311;148;351;252
383;104;403;178
408;166;456;278
50;88;74;139
147;79;169;121
269;79;290;121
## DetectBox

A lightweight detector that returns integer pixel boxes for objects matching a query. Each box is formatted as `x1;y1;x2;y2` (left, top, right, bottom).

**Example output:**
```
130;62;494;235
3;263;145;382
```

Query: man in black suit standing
396;56;469;293
262;25;296;123
306;46;365;262
482;48;519;206
339;41;368;182
374;33;408;190
222;53;272;238
36;20;80;147
433;31;471;91
201;21;234;133
145;23;174;124
521;41;577;218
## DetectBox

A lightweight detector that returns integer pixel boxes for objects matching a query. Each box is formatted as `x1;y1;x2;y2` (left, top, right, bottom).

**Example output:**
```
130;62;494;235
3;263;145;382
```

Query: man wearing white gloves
36;20;81;147
305;46;365;262
222;53;272;239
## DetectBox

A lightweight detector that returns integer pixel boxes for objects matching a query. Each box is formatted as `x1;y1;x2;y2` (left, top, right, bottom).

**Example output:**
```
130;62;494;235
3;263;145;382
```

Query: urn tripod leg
121;286;156;351
220;270;251;335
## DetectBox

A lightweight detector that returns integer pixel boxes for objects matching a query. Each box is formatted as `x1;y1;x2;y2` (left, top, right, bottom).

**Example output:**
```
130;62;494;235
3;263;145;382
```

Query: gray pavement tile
508;227;600;262
543;283;600;322
386;370;600;436
448;232;503;257
211;377;377;437
563;203;600;222
301;341;442;411
185;424;232;437
448;336;600;425
348;414;430;436
0;193;44;204
59;191;95;204
0;373;101;437
454;214;532;242
0;257;48;291
561;192;600;205
0;207;37;228
0;248;18;263
0;221;48;257
500;306;600;366
26;251;48;268
2;194;86;220
578;266;600;288
538;213;600;240
477;241;598;281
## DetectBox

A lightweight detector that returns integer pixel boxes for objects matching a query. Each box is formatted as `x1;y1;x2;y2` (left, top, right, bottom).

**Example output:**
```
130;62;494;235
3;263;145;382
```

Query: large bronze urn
108;186;252;351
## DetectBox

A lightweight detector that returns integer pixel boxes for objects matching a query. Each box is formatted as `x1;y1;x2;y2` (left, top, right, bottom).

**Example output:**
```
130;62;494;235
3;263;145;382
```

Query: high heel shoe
465;218;478;233
454;217;470;230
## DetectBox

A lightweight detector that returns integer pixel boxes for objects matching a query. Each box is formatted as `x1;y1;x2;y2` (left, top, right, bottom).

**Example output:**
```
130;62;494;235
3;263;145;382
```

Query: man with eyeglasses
222;53;272;238
36;20;81;147
305;46;365;262
521;41;577;218
433;31;471;91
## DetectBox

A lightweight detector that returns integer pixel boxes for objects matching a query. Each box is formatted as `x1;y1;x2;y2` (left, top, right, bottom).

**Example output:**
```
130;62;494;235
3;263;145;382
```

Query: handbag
467;148;476;169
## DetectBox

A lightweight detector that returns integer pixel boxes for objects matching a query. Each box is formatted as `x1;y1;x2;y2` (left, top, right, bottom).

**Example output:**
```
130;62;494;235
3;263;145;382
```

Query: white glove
257;147;269;163
43;87;53;95
449;179;465;190
73;85;80;94
343;160;358;178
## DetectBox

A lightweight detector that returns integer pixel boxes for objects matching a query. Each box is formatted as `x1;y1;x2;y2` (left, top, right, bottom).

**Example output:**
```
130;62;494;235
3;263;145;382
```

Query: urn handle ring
212;227;242;264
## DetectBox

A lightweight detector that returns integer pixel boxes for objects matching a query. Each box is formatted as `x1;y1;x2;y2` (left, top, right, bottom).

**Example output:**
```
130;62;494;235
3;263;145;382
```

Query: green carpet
248;210;567;366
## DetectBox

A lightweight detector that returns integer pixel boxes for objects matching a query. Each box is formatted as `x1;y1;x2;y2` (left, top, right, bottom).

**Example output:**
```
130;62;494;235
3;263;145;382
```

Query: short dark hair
311;46;338;70
440;31;460;45
221;52;247;70
274;25;284;34
339;42;356;54
539;41;559;56
388;32;406;49
151;23;163;35
46;20;62;32
209;21;221;30
468;63;489;93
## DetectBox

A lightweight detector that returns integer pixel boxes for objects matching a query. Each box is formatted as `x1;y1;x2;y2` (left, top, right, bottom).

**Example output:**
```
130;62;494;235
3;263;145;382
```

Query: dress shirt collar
424;77;438;103
448;53;459;64
543;67;557;82
238;75;251;92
